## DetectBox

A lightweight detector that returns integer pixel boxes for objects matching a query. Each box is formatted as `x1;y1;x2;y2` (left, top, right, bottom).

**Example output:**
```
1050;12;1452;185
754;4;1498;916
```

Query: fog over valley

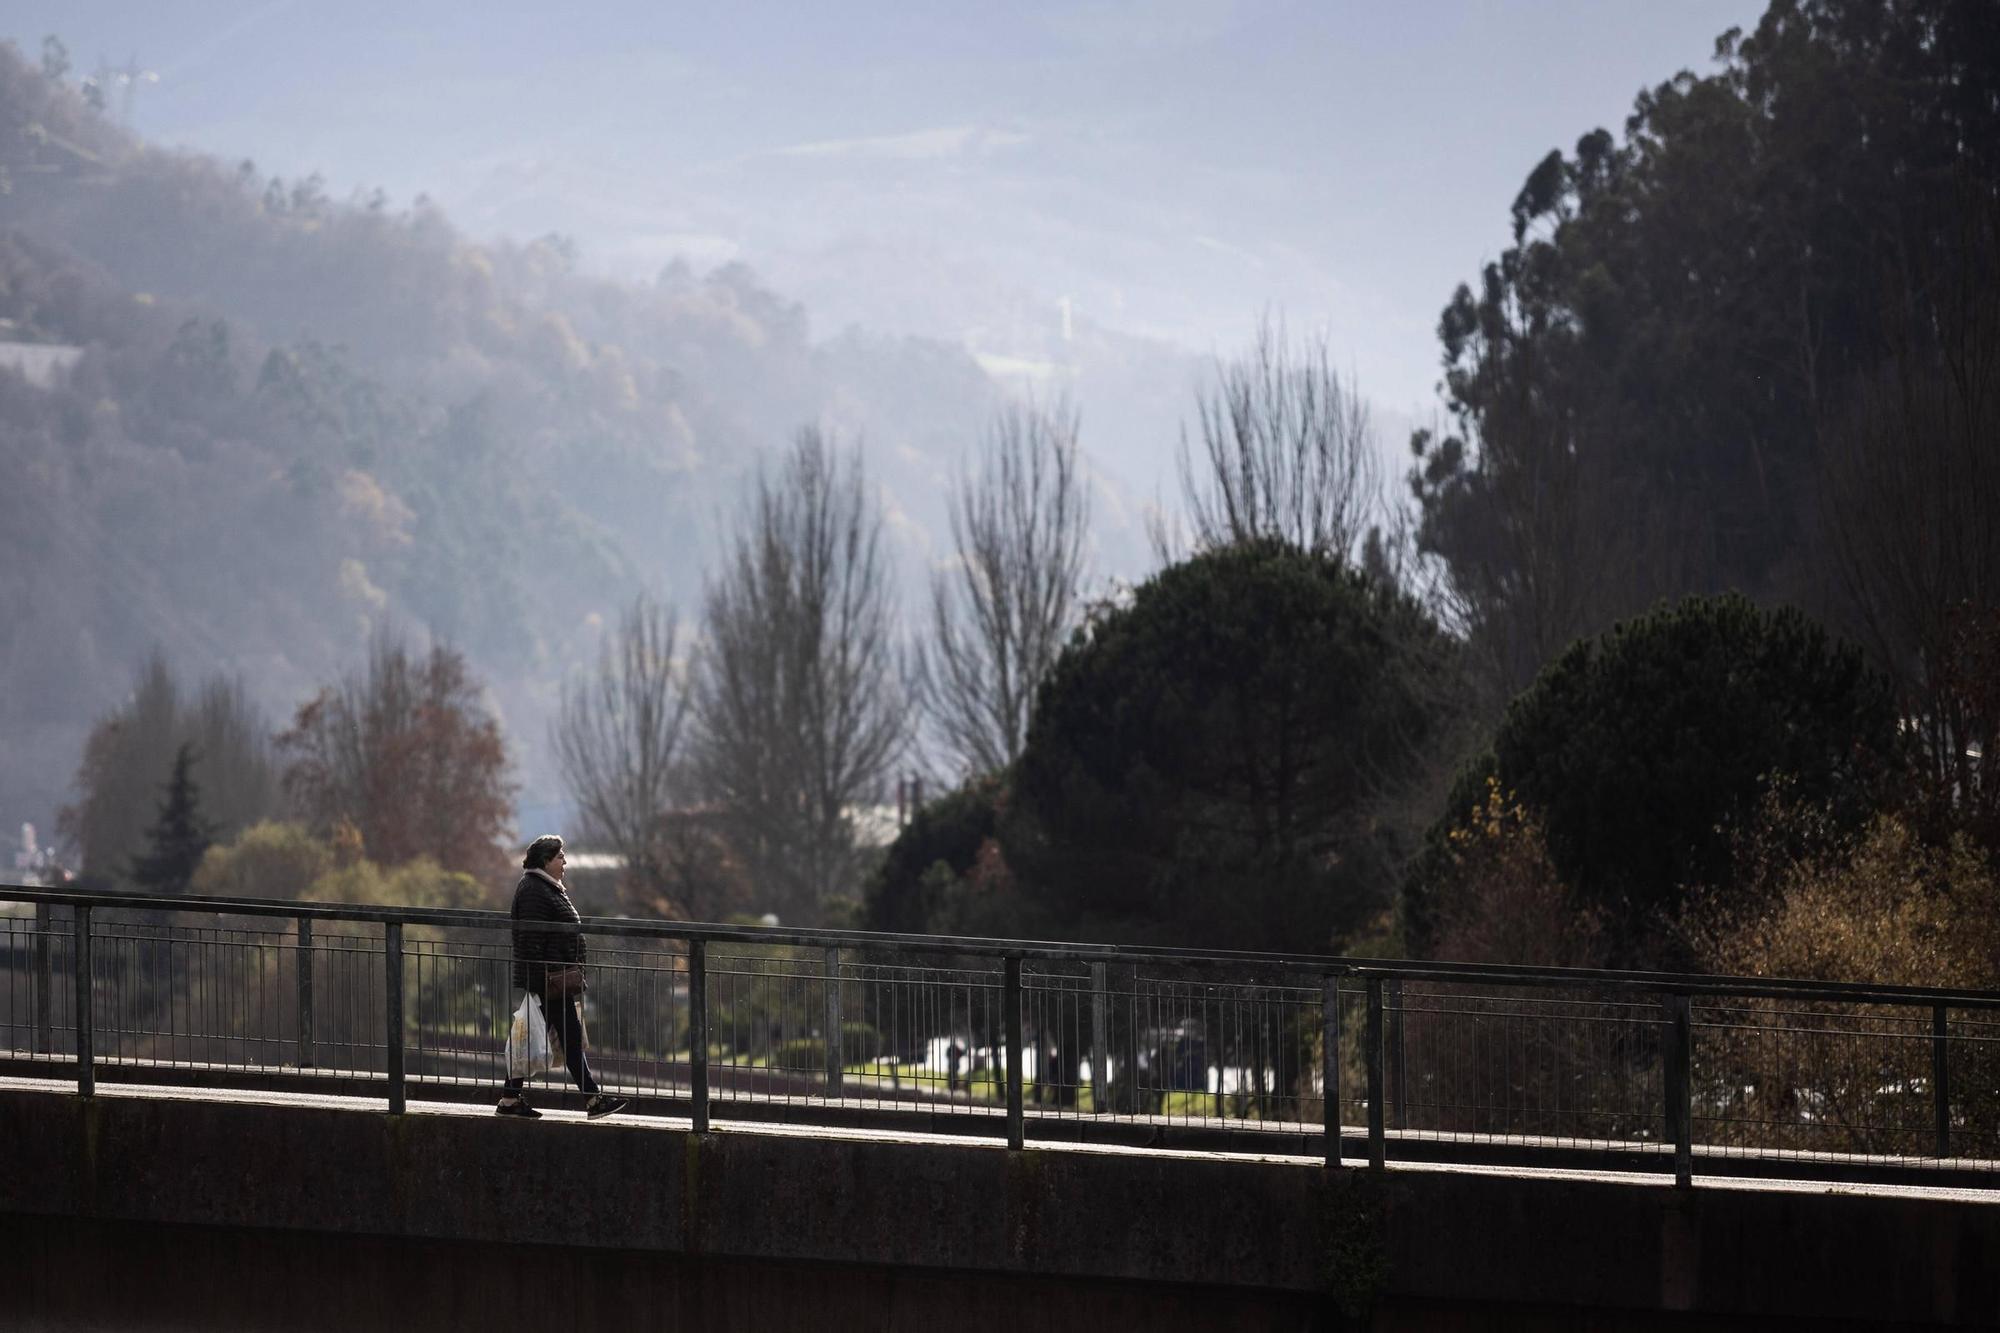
0;2;1763;851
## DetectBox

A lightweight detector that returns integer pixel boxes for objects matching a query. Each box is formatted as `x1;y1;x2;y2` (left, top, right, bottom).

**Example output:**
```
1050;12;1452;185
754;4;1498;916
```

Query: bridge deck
6;1073;1996;1207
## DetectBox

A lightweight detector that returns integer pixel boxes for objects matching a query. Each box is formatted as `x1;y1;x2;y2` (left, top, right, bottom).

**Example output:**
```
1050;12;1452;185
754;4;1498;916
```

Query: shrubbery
1686;800;2000;991
1404;594;1901;966
1417;777;1604;968
862;773;1015;936
192;820;492;910
768;1022;888;1073
1677;799;2000;1153
192;821;334;901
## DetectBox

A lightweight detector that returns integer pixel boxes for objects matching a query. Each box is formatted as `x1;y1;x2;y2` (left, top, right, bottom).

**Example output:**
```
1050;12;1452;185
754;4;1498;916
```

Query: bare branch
1171;317;1382;561
552;592;694;901
694;427;907;918
918;398;1091;778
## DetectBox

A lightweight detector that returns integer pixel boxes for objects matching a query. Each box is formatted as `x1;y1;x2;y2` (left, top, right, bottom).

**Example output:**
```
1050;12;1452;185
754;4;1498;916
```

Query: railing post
34;902;53;1057
1323;975;1343;1168
384;922;404;1114
73;904;93;1097
1365;977;1385;1170
1004;955;1025;1149
688;939;709;1132
1665;992;1692;1187
1385;977;1404;1132
296;916;315;1070
1090;961;1109;1115
823;945;844;1097
1933;1003;1951;1159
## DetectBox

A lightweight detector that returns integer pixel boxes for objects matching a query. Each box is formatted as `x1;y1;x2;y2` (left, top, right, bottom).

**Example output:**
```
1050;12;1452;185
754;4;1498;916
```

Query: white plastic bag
506;993;562;1080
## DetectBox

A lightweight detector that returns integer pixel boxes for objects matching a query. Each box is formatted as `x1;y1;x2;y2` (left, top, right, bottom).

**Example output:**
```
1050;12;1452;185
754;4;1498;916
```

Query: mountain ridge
0;43;1079;842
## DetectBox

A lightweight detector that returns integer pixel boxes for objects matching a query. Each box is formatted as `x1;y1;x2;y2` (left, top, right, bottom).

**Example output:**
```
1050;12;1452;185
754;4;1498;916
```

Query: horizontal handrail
9;880;1999;1185
8;881;2000;1011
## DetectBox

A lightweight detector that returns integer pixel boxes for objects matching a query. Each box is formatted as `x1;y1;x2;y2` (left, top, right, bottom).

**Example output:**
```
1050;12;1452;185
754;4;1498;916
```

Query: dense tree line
1393;0;1999;972
1411;0;1999;706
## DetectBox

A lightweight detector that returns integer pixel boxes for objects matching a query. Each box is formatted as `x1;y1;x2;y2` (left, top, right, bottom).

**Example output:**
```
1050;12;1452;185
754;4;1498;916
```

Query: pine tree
130;742;214;896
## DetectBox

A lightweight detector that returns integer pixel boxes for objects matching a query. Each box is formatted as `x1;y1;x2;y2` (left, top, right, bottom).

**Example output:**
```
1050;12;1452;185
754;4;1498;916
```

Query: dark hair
522;834;565;871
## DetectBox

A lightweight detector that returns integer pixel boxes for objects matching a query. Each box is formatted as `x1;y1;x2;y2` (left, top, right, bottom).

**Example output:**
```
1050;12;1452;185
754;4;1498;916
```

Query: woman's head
523;834;566;873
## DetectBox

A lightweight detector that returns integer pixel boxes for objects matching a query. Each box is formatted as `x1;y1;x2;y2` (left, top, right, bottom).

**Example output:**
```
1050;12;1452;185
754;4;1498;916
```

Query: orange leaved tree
278;637;515;882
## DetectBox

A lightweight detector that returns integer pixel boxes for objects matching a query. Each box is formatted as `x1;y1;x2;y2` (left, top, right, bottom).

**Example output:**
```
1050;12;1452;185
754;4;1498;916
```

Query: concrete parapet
2;1085;1996;1328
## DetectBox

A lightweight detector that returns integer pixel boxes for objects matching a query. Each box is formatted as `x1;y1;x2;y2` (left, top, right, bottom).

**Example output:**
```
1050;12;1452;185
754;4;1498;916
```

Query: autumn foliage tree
1420;776;1605;969
1678;797;2000;1154
277;637;515;880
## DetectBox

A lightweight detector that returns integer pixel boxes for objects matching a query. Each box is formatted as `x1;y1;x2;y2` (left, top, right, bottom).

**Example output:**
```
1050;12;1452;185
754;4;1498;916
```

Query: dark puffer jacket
511;870;585;994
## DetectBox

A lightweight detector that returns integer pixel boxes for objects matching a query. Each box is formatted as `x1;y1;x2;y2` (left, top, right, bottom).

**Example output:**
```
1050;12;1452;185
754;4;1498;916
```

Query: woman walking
497;834;627;1119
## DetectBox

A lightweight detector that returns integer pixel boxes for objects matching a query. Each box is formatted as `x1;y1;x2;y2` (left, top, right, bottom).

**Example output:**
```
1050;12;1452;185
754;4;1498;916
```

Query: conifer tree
130;742;214;896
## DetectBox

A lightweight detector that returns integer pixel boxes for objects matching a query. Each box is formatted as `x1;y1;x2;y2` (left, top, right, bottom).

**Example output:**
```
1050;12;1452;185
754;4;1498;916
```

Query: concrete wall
2;1087;1996;1329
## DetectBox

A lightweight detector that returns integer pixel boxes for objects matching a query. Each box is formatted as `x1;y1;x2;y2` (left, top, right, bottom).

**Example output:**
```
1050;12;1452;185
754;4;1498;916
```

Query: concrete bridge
4;885;2000;1328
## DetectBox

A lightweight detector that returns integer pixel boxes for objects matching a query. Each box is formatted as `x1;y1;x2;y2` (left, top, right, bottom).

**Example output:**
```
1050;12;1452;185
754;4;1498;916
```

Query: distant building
0;339;84;388
10;822;65;886
849;803;903;850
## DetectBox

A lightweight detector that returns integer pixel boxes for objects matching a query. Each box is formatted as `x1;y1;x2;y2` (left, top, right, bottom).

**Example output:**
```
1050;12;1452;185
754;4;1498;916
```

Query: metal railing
4;883;1998;1186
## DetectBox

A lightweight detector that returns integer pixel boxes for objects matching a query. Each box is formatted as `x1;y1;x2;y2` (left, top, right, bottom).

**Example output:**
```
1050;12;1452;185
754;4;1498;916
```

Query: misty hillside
0;43;1160;837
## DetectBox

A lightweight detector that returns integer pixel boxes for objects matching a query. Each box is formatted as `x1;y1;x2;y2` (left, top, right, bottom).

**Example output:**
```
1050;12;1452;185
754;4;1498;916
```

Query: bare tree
694;428;906;919
1158;318;1382;562
918;398;1090;778
552;593;695;905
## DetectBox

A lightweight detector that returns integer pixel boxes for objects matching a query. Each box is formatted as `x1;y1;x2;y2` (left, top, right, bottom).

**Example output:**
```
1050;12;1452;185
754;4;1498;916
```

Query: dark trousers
504;992;599;1096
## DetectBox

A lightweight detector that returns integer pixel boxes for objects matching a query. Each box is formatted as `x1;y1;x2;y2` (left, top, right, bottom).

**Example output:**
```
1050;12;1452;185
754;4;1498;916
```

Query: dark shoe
585;1094;628;1120
496;1095;542;1119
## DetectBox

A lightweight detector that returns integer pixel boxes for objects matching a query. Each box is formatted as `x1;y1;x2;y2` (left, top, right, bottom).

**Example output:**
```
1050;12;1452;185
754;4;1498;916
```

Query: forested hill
0;42;1013;834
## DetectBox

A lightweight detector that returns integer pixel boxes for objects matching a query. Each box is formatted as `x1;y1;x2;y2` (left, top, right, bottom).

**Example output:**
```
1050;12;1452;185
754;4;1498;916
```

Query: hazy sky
18;0;1762;421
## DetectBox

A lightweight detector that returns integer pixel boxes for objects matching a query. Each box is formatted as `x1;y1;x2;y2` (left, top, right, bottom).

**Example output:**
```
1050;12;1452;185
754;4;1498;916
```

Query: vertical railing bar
1004;955;1025;1149
1323;975;1342;1168
689;940;709;1132
1091;961;1109;1116
1365;977;1385;1170
34;902;53;1057
1666;992;1692;1187
1933;1003;1951;1159
73;905;93;1097
824;945;843;1098
296;916;315;1070
384;922;405;1114
1385;976;1403;1134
